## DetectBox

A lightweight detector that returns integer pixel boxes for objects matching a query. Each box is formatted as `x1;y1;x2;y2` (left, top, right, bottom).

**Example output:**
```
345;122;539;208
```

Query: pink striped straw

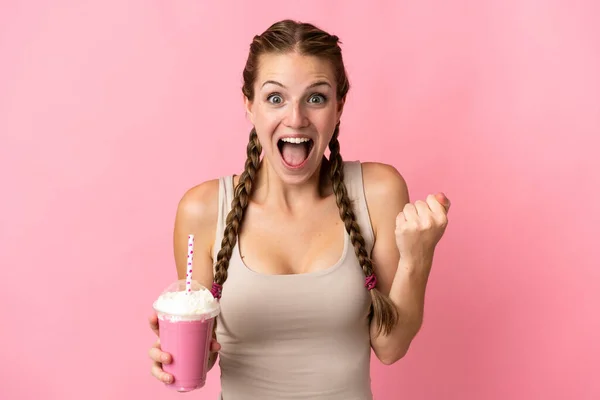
186;234;194;293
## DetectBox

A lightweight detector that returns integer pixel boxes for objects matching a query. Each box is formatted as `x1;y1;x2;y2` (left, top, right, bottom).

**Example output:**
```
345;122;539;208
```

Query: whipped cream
153;288;220;321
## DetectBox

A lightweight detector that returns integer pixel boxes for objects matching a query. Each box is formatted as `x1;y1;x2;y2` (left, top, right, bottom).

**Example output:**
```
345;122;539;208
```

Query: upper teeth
281;137;310;144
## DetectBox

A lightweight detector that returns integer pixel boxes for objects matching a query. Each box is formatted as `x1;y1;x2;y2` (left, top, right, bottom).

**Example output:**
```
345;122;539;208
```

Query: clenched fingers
151;361;173;384
149;339;173;383
148;341;172;364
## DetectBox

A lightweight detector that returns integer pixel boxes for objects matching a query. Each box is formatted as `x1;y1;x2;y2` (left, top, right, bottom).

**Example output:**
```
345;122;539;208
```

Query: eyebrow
261;80;332;90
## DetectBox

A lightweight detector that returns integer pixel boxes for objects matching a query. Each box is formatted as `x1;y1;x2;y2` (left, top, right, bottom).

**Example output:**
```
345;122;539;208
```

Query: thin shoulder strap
212;175;235;264
343;161;376;256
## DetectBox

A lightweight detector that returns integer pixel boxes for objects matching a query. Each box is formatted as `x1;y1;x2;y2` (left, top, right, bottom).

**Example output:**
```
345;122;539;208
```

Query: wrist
399;254;432;275
389;258;429;303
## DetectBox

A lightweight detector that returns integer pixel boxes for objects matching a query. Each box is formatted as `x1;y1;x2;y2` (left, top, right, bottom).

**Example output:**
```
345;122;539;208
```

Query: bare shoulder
176;179;220;224
361;162;410;217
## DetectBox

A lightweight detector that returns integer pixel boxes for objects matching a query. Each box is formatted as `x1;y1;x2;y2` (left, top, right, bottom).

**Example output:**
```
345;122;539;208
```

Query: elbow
376;344;410;366
378;356;400;366
373;319;422;365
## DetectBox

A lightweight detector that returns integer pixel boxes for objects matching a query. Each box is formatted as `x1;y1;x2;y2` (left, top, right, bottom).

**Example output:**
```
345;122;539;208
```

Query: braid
212;128;262;297
328;124;399;336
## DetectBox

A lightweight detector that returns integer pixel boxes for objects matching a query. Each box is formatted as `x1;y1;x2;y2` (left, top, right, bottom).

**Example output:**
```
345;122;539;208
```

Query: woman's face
245;52;345;185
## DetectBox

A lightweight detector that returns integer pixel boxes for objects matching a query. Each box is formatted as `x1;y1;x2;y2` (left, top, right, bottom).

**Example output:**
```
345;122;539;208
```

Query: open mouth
277;137;314;168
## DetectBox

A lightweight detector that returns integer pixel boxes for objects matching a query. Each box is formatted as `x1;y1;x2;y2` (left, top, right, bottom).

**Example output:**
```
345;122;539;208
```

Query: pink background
1;1;599;399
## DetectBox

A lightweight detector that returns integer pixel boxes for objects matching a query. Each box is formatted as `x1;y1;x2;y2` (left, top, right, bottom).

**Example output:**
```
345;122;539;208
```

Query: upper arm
362;162;410;296
173;179;220;289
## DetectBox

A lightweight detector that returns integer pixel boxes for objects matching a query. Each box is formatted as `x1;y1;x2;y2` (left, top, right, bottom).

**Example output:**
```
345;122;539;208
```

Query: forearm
370;256;432;364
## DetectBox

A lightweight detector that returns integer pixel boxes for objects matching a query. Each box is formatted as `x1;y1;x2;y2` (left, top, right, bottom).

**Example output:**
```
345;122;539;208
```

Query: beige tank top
212;161;376;400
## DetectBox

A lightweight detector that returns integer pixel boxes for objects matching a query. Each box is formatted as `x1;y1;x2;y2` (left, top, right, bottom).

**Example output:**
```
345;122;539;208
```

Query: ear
336;95;346;123
244;95;255;125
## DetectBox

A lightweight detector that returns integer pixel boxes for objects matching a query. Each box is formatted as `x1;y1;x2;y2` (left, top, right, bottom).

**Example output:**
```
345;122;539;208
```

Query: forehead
256;52;336;88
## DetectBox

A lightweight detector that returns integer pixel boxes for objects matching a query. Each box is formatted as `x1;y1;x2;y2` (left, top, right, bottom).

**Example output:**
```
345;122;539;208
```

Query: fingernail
162;354;169;363
164;375;172;383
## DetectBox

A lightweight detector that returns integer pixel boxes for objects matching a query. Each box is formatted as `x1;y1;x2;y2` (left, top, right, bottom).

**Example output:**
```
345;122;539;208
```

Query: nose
283;101;309;129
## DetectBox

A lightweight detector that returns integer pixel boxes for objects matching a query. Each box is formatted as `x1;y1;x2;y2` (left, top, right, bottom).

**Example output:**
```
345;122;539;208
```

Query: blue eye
267;94;283;104
308;94;327;104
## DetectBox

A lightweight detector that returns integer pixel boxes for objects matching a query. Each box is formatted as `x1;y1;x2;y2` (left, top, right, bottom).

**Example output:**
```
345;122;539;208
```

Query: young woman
148;19;450;399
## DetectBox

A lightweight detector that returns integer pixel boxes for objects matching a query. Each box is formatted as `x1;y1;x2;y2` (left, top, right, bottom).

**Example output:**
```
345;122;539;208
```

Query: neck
251;156;333;213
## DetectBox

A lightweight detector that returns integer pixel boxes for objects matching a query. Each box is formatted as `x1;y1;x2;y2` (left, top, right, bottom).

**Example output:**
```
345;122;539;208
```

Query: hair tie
364;274;377;291
211;282;223;300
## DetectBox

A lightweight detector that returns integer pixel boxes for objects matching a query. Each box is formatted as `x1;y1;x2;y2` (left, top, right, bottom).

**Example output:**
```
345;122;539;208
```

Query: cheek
253;111;280;148
254;107;283;129
315;111;337;132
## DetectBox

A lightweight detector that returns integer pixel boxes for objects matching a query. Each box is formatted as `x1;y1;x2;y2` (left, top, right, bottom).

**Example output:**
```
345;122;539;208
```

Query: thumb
435;192;451;212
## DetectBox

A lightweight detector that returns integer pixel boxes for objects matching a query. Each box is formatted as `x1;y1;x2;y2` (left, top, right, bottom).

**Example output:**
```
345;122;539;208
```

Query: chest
216;253;372;343
237;199;345;275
